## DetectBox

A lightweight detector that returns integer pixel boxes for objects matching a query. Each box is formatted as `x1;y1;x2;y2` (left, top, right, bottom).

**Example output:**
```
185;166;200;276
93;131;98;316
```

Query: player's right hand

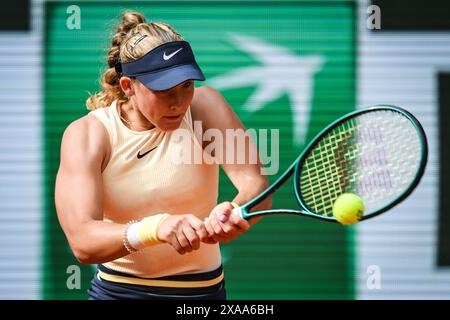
156;214;213;255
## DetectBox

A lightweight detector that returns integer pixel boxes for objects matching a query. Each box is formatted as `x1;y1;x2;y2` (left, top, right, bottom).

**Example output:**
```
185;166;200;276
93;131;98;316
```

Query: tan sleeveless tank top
90;100;221;278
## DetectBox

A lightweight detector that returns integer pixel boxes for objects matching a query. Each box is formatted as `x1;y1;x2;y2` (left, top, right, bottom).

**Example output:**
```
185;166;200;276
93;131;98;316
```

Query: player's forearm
232;177;272;224
68;220;129;264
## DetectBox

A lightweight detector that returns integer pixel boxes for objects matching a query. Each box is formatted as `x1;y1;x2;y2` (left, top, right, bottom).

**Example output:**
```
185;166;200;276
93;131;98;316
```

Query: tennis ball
332;193;365;225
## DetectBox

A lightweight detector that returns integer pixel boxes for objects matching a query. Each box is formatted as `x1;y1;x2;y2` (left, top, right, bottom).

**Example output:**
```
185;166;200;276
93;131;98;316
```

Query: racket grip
216;207;242;228
231;206;243;219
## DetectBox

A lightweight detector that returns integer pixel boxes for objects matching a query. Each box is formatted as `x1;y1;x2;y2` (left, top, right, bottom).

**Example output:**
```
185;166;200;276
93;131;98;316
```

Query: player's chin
159;118;183;131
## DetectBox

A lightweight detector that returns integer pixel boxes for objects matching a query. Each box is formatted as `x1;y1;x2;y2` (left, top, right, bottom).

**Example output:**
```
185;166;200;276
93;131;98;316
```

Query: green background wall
44;1;356;299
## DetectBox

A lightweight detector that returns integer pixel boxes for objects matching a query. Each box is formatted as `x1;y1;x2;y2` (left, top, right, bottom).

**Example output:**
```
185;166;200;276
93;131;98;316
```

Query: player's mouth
164;114;182;121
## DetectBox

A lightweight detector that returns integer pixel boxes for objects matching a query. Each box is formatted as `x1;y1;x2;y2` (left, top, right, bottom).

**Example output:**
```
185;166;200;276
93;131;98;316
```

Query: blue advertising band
119;40;205;91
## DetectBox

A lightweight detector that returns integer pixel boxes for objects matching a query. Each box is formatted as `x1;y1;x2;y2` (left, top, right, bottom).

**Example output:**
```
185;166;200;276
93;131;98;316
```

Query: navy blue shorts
88;264;227;300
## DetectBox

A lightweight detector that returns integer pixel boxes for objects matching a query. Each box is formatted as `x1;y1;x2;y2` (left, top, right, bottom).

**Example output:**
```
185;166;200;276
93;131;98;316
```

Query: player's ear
120;77;135;97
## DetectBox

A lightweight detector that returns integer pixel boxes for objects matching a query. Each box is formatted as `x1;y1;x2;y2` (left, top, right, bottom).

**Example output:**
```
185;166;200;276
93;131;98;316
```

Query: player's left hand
203;202;251;243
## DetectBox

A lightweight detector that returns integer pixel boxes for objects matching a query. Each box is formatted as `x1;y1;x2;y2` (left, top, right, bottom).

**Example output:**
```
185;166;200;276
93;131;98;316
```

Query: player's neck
119;100;155;131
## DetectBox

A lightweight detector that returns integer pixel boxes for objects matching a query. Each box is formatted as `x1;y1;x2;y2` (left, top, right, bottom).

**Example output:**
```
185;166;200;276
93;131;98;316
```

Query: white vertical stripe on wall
356;0;450;299
0;0;42;299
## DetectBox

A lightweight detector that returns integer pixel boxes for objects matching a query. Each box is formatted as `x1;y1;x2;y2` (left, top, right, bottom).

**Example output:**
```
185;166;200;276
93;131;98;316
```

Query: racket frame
233;105;428;223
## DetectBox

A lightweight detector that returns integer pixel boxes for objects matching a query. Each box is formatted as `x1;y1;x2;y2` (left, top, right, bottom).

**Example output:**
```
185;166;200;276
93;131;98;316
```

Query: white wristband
126;222;146;251
126;214;170;250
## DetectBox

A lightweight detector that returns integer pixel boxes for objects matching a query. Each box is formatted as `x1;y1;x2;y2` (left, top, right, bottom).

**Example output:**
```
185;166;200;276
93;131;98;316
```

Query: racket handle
231;206;244;219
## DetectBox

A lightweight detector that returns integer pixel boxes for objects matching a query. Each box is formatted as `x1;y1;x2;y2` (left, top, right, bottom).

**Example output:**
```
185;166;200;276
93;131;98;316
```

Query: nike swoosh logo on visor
163;48;183;60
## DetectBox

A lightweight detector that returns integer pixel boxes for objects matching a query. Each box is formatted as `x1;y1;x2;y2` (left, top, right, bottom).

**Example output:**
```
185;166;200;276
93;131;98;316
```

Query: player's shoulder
61;113;110;164
191;85;228;123
192;85;224;111
63;113;108;143
193;85;221;100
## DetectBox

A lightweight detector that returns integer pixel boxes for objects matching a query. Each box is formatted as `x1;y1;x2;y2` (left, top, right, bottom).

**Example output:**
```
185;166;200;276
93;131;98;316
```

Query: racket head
294;105;428;222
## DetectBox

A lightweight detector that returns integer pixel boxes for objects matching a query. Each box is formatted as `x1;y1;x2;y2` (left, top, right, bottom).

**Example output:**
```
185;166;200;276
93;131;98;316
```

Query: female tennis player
54;11;271;300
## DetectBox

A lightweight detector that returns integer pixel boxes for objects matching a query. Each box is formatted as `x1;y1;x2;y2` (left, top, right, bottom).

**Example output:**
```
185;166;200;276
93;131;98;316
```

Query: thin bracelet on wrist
123;220;138;254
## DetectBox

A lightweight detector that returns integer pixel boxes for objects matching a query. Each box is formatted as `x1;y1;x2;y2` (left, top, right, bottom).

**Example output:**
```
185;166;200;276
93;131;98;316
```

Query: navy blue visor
120;40;205;91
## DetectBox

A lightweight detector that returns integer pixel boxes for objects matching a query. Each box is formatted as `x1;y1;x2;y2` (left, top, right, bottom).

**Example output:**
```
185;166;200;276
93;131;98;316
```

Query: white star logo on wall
208;33;325;145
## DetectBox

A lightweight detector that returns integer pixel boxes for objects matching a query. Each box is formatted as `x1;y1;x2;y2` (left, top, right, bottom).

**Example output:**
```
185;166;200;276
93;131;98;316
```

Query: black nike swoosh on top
137;146;158;159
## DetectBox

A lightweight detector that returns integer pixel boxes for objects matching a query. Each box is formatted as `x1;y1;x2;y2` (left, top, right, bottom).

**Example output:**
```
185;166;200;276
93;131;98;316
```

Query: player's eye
183;81;193;89
155;81;192;95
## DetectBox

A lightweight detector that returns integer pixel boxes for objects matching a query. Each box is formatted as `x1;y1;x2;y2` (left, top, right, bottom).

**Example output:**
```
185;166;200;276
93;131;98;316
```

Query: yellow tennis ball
332;193;365;225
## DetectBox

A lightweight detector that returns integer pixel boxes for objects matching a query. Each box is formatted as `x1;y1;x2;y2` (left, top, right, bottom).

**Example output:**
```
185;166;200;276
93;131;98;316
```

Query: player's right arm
55;115;130;264
55;115;209;264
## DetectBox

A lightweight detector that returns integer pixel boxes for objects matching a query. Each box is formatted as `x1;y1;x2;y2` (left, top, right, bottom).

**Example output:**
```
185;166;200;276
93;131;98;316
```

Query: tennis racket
232;105;428;223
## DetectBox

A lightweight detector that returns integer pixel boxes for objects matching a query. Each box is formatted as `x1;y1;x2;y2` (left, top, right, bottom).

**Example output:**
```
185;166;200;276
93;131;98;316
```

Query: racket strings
299;110;422;217
300;119;359;216
355;112;421;210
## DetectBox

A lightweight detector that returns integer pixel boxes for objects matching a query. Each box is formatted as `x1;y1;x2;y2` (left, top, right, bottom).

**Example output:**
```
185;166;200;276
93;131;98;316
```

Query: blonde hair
86;11;184;110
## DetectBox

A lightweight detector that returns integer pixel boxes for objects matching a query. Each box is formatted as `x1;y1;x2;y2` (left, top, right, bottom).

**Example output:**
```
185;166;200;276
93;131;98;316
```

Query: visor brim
136;64;205;91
